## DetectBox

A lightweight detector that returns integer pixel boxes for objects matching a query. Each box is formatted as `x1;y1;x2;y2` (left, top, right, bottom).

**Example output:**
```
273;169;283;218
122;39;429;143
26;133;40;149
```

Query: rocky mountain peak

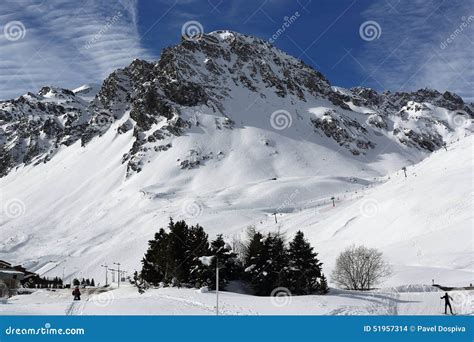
0;30;472;178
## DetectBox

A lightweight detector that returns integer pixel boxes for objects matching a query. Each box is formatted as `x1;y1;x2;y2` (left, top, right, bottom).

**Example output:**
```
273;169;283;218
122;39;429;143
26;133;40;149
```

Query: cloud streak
355;0;473;102
0;0;154;100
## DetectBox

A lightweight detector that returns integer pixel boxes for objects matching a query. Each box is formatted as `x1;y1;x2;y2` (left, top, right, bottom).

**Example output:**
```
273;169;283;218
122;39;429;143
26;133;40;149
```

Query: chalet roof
0;269;24;275
0;260;12;267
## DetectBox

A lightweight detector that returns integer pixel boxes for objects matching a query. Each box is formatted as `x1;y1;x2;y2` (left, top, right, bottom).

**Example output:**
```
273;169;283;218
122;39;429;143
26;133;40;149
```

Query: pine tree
207;235;238;290
244;228;264;268
141;228;169;285
167;219;191;285
86;278;91;286
266;233;288;293
248;233;288;296
90;278;95;287
187;224;211;287
317;274;329;294
133;270;148;294
287;231;325;295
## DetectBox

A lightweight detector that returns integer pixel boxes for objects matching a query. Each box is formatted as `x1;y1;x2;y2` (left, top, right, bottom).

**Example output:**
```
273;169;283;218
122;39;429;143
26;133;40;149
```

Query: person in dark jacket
441;292;453;314
72;286;81;301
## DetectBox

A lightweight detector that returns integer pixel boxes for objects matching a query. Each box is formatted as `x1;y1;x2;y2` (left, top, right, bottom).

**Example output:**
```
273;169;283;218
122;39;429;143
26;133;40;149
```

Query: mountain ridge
0;30;472;178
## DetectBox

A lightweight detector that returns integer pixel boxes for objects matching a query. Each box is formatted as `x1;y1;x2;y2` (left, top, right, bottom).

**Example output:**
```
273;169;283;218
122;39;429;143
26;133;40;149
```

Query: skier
72;286;81;301
440;292;453;315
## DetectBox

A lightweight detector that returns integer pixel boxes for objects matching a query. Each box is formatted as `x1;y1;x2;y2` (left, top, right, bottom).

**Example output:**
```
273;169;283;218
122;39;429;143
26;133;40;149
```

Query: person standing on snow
72;286;81;301
440;292;453;315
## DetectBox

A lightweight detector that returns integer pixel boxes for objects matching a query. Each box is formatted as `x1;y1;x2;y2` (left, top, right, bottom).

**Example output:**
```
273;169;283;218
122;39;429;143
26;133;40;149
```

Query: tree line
72;278;96;287
22;275;64;289
137;218;329;296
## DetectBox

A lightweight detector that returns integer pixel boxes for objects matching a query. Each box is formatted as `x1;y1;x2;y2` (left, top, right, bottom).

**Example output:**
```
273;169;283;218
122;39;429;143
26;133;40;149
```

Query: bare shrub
331;245;391;290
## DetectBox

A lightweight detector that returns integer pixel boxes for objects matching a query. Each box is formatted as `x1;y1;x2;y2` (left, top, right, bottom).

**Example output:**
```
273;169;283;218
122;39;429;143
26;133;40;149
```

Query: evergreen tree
73;278;80;286
244;228;264;270
248;233;288;296
317;274;329;294
287;231;325;295
90;278;95;287
207;235;239;290
141;228;169;285
187;224;211;287
86;278;91;286
132;270;148;294
167;219;191;285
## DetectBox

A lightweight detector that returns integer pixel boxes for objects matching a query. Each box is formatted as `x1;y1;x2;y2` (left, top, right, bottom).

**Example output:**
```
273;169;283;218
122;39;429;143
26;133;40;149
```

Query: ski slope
0;125;472;289
1;284;472;316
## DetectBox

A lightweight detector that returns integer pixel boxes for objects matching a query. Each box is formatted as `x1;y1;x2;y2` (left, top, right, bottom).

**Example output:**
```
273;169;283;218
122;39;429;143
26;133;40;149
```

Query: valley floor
1;284;472;316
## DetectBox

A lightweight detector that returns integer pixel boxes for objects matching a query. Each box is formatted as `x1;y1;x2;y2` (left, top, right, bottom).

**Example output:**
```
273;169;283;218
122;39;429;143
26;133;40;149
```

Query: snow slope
1;285;472;316
0;128;472;288
252;135;474;286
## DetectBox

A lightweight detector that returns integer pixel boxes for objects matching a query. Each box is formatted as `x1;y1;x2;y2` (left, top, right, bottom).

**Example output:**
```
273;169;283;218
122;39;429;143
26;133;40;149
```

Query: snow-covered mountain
0;31;472;287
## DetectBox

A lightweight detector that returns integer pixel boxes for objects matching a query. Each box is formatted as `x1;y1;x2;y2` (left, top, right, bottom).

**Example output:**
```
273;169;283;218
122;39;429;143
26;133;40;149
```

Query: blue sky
1;0;473;100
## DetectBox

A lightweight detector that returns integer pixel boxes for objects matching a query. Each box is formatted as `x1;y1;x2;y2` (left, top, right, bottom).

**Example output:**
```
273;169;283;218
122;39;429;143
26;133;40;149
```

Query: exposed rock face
0;30;472;177
0;88;90;174
310;110;375;155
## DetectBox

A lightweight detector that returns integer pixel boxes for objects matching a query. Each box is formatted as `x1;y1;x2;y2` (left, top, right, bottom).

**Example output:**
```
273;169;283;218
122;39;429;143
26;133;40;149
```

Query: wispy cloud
0;0;154;100
355;0;473;102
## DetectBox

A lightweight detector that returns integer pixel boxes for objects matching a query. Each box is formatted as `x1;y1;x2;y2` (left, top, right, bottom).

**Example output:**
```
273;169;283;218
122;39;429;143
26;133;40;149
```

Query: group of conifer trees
139;219;328;296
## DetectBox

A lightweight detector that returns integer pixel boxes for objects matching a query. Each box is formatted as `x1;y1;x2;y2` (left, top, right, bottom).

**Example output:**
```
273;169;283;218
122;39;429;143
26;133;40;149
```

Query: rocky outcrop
311;110;375;155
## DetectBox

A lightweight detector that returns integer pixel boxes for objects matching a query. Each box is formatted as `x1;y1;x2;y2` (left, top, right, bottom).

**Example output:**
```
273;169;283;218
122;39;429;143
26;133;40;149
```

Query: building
0;260;26;298
0;260;11;268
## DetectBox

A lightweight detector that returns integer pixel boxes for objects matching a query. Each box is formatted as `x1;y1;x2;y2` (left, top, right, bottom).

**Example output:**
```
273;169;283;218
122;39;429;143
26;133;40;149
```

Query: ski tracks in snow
327;290;400;315
65;288;97;315
151;293;259;315
65;301;84;315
